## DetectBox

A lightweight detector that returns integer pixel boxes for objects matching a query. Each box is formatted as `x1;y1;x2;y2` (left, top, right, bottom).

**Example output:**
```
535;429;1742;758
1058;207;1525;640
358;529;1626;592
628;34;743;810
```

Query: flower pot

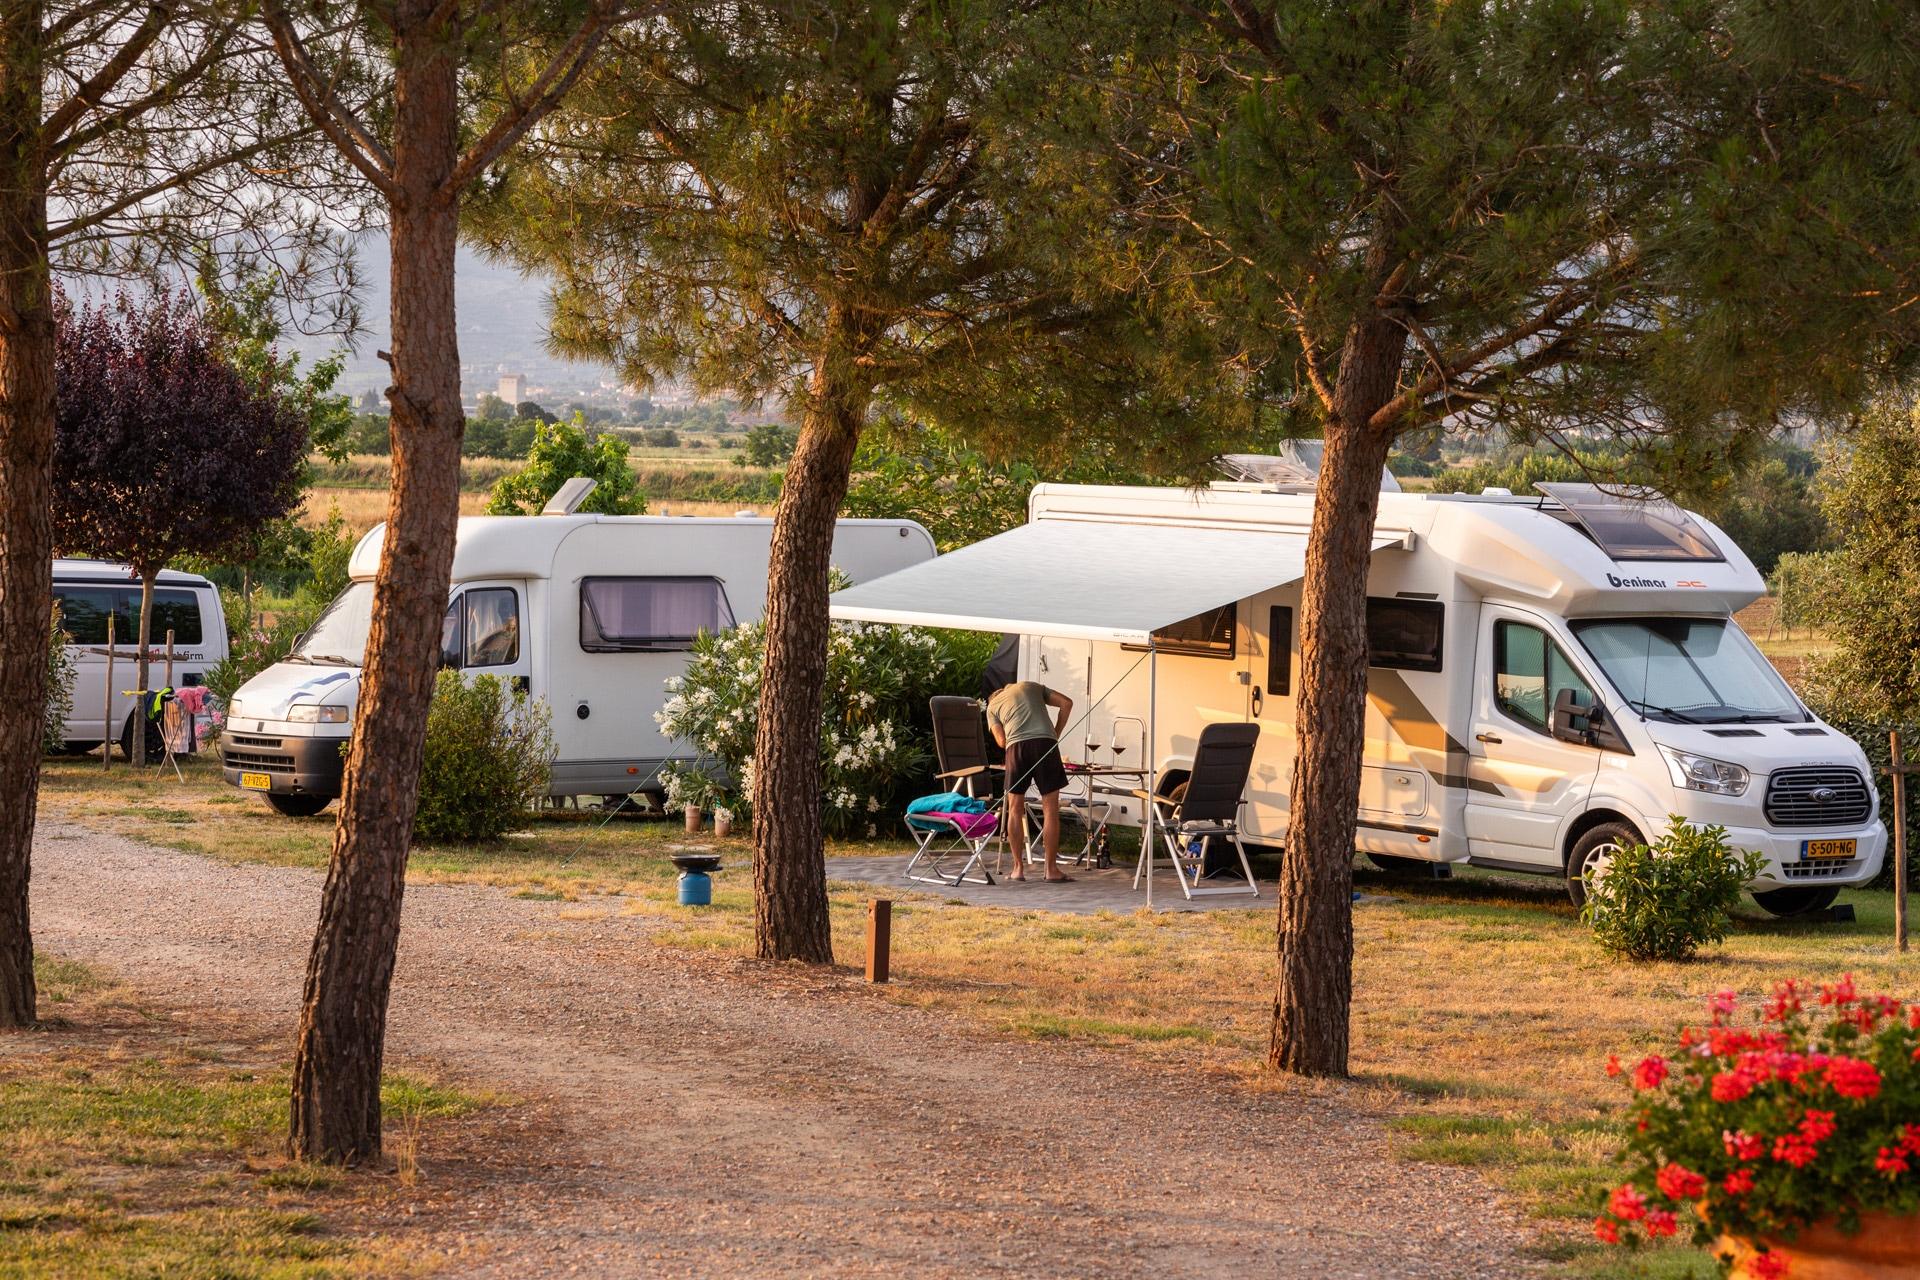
684;805;702;834
713;814;733;838
1717;1213;1920;1279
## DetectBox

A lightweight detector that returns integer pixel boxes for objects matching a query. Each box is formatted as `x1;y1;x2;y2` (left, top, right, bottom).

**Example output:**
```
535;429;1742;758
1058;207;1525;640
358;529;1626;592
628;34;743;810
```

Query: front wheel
265;793;331;818
1751;886;1840;919
1566;821;1640;908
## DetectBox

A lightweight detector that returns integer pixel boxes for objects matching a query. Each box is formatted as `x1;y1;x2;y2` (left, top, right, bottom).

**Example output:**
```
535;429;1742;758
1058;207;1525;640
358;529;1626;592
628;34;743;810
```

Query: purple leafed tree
52;290;308;764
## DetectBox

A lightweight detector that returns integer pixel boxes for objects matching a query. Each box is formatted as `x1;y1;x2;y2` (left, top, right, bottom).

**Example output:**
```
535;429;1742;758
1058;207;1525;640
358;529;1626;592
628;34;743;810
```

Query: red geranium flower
1645;1208;1678;1238
1657;1162;1707;1200
1748;1249;1792;1279
1723;1167;1756;1196
1819;974;1858;1007
1826;1057;1883;1100
1876;1146;1910;1177
1605;1053;1621;1078
1724;1129;1766;1161
1609;1183;1648;1222
1713;1070;1754;1103
1593;1216;1620;1244
1631;1055;1669;1091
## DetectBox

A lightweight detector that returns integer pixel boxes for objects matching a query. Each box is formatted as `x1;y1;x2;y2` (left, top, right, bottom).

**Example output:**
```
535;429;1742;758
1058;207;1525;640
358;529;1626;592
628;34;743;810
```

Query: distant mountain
281;235;646;404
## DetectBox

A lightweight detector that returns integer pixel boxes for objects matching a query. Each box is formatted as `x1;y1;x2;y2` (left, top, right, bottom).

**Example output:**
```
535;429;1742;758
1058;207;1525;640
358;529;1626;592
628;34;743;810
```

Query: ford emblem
1811;786;1838;803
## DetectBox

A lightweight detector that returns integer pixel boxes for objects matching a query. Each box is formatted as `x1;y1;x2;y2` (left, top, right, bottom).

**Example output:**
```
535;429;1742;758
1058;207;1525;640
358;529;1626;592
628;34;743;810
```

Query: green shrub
413;671;555;843
485;414;644;515
1581;817;1766;962
43;602;75;753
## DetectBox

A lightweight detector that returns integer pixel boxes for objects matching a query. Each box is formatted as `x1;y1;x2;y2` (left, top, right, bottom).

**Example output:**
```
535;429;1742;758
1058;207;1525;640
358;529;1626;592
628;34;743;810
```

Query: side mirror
1551;687;1600;745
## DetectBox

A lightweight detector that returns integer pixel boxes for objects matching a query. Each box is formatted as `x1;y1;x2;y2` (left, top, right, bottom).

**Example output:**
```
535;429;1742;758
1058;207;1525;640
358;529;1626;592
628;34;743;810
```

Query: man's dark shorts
1005;737;1067;798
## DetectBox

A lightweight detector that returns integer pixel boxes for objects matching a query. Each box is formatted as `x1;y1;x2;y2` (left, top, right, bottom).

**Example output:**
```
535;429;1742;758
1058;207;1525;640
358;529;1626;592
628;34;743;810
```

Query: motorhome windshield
1571;617;1805;724
293;582;373;666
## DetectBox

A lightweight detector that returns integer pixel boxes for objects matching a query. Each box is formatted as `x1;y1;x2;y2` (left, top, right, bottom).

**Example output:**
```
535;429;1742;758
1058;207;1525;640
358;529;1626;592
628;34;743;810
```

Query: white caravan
52;559;228;754
830;477;1884;916
223;513;936;815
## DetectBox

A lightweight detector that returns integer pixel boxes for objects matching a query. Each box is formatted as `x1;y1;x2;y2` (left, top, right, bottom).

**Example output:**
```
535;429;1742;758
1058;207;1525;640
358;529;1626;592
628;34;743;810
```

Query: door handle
1251;686;1263;717
1476;732;1502;745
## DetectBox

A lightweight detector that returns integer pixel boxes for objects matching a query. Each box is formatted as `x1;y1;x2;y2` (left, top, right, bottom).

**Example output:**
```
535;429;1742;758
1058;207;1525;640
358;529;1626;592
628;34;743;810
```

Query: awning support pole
1145;645;1157;910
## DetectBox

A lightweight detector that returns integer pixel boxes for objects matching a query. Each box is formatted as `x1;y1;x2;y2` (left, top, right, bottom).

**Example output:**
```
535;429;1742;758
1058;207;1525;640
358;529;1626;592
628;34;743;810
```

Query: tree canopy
485;414;644;515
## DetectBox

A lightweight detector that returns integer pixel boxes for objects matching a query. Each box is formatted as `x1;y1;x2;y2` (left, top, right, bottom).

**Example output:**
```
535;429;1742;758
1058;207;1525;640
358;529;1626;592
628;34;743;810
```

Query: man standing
985;680;1073;882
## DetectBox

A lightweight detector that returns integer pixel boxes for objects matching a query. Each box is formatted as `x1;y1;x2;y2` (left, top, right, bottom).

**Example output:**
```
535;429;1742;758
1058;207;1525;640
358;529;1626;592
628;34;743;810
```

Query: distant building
356;389;383;413
498;373;527;404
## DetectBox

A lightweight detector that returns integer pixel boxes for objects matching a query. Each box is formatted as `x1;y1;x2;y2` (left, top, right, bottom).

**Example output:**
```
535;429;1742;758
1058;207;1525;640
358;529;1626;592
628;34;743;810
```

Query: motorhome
829;472;1884;916
52;559;228;754
224;513;936;815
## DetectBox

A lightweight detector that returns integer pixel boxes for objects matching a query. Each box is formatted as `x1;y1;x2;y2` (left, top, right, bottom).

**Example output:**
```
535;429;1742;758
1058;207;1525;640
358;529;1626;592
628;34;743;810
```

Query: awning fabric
829;518;1401;643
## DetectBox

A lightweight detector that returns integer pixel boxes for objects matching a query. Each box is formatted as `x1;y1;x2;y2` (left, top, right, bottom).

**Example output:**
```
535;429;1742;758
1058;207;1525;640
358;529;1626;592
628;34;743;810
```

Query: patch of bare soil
29;819;1542;1278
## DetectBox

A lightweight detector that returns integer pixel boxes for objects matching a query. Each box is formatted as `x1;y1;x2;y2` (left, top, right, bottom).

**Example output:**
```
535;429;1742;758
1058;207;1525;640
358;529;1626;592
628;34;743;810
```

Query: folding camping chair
903;791;999;887
1133;722;1262;899
929;696;1002;800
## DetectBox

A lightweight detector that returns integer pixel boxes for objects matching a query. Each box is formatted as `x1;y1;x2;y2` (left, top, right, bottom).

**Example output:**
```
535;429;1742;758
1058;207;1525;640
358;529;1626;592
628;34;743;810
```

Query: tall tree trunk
750;347;865;963
131;568;155;766
0;1;51;1029
1269;305;1404;1077
289;0;462;1164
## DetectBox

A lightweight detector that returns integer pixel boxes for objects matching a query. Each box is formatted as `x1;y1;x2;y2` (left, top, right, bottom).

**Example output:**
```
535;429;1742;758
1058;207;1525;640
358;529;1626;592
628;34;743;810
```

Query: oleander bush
1582;817;1766;962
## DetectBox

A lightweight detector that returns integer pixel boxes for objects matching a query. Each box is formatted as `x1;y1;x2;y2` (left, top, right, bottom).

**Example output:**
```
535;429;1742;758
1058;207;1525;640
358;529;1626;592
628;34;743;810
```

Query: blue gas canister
670;853;722;907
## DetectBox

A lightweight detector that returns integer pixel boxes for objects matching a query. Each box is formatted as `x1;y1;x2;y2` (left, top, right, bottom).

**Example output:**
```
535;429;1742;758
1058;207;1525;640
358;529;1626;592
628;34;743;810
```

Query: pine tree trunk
750;353;865;963
0;1;52;1030
288;1;462;1165
132;569;155;766
1269;304;1404;1077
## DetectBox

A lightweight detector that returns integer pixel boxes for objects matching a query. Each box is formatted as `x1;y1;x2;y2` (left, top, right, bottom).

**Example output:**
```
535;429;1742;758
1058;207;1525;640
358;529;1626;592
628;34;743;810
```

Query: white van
830;472;1884;917
222;513;936;816
52;559;228;754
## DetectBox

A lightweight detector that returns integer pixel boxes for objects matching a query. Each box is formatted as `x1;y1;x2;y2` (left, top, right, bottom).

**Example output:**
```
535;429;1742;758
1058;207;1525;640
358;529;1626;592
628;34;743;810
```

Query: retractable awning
829;517;1404;643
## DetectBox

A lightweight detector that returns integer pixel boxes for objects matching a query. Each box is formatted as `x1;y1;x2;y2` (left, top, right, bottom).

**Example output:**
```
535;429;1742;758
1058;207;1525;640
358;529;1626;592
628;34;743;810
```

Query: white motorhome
830;475;1884;916
52;559;228;754
223;513;935;815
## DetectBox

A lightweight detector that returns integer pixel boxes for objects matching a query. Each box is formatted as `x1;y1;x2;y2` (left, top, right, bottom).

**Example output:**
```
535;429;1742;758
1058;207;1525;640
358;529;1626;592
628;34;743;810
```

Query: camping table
1046;763;1146;867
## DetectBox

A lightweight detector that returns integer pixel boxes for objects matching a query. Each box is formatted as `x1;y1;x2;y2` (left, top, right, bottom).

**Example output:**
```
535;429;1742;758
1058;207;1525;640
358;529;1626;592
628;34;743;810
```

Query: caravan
224;513;935;814
830;472;1884;915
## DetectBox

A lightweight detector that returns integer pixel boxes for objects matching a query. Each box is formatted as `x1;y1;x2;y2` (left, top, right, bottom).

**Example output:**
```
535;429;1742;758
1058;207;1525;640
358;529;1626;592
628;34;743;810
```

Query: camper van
224;513;936;815
830;475;1884;917
52;560;228;754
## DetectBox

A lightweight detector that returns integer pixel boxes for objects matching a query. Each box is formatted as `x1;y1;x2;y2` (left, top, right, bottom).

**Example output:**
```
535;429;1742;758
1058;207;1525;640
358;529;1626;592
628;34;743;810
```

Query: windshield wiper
282;653;314;665
1626;699;1703;724
303;653;361;667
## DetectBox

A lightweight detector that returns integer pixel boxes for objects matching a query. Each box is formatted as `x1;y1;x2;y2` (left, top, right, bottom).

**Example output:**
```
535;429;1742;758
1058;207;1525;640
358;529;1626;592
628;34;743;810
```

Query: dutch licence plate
238;772;273;792
1802;838;1857;860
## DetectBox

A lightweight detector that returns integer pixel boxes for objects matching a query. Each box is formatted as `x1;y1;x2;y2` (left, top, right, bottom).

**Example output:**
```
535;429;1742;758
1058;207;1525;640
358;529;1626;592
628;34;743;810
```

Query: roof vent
541;476;598;515
735;509;759;518
1481;486;1513;497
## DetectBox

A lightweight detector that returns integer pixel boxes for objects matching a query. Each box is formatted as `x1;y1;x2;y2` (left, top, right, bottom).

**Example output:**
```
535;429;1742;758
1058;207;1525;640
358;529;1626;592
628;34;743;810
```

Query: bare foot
1008;871;1027;881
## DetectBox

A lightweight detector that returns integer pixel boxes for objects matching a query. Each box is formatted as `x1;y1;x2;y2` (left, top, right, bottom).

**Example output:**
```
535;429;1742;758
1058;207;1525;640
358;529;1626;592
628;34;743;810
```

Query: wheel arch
1561;806;1645;868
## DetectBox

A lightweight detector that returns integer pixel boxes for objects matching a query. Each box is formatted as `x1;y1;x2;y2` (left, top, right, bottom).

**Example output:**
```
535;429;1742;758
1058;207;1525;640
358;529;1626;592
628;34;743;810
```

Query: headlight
287;704;349;724
1659;746;1749;796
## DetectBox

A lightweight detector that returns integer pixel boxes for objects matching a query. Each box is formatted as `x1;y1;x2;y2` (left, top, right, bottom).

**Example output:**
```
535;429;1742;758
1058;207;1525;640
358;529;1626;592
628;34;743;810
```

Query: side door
1463;608;1605;866
1242;591;1296;843
443;582;532;695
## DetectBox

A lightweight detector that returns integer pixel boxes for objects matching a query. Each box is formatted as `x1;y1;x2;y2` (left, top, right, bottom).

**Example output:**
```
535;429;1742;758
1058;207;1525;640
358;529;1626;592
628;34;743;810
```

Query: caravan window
1123;603;1236;659
54;585;202;646
1366;598;1444;672
580;577;735;653
1494;621;1594;733
1266;605;1293;695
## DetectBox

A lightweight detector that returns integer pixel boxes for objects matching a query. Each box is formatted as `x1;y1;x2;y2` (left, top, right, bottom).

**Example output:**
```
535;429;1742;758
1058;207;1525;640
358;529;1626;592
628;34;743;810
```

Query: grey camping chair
1132;722;1261;899
929;696;1002;801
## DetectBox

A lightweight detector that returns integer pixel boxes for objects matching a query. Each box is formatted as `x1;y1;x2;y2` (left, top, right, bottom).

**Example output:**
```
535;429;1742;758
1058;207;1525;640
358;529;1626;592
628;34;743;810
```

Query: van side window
1365;598;1444;672
53;586;202;646
1122;603;1236;659
580;577;735;653
1267;605;1292;696
463;589;520;667
1494;620;1595;734
440;598;463;668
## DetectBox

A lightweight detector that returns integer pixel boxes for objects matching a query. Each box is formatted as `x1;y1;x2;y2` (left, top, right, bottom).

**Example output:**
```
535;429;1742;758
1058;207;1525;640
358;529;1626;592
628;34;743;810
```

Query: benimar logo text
1605;572;1668;589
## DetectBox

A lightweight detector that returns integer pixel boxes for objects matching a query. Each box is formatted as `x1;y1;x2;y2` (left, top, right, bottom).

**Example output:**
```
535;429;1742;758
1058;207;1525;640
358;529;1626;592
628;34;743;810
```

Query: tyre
1751;885;1841;919
1565;820;1641;908
118;711;163;763
265;793;331;818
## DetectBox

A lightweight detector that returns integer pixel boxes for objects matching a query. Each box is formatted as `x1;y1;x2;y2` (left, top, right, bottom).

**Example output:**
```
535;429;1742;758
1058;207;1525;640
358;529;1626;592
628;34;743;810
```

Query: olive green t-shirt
987;681;1056;746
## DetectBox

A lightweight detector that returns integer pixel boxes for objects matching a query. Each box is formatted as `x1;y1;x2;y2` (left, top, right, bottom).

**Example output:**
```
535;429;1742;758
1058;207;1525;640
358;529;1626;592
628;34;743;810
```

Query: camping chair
929;696;1002;800
1132;722;1262;899
903;791;999;887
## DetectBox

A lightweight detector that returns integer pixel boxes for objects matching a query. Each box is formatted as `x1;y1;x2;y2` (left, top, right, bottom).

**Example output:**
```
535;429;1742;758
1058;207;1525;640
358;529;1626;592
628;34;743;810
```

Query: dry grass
0;952;487;1279
304;488;491;535
40;753;1900;1277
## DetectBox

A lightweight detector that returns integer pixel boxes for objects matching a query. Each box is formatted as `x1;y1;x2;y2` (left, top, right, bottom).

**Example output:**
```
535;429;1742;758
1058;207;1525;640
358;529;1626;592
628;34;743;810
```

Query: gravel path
29;818;1540;1278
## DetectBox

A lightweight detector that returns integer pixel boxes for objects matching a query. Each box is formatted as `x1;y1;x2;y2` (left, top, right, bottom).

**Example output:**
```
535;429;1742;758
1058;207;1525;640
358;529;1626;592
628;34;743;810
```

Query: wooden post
102;613;114;771
865;898;892;983
1893;731;1908;955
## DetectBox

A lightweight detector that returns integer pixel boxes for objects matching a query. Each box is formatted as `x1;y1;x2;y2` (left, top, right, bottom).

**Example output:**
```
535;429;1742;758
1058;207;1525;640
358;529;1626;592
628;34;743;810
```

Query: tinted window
53;585;201;646
1366;598;1444;672
580;577;735;652
1494;621;1595;733
1124;603;1236;659
1267;605;1292;696
463;588;520;667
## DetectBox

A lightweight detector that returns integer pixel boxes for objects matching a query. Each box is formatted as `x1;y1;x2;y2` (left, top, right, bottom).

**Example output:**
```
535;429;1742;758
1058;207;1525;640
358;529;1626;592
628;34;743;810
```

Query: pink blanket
923;810;997;839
